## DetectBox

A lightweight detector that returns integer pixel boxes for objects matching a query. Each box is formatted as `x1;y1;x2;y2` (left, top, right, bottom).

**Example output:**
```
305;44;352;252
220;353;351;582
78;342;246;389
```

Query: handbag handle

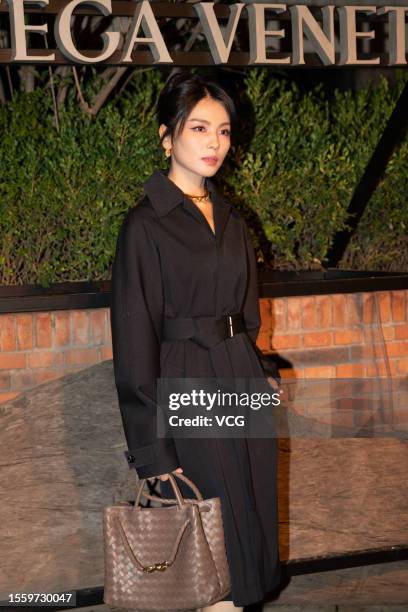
135;471;203;508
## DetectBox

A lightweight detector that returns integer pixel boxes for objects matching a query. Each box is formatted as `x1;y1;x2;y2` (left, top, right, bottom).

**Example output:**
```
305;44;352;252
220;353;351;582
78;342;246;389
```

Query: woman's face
161;96;231;178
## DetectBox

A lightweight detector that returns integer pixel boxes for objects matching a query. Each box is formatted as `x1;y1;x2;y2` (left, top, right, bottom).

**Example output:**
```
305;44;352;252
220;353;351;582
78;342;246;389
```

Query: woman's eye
191;126;231;136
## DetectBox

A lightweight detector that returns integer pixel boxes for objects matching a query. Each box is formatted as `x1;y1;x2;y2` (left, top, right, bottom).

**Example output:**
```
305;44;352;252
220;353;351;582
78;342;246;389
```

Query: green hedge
0;68;407;286
223;69;408;272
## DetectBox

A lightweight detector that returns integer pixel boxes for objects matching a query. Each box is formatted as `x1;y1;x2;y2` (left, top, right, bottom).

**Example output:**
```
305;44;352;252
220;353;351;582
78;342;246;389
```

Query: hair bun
164;70;198;91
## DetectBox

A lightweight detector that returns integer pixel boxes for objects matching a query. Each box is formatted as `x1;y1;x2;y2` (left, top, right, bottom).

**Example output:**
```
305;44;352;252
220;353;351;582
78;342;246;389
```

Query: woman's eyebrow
188;118;230;126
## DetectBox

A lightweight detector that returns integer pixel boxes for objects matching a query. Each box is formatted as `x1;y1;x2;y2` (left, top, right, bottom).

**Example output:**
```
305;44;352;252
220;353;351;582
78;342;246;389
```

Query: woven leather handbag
103;470;231;610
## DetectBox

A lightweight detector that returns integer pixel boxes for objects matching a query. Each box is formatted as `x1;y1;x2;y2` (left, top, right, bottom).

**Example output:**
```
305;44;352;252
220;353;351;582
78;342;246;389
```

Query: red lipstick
201;157;218;166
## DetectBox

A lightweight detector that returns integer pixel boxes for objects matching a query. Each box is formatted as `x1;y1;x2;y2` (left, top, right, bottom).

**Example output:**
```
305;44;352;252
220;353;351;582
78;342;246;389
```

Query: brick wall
0;309;112;403
0;289;407;404
257;289;408;379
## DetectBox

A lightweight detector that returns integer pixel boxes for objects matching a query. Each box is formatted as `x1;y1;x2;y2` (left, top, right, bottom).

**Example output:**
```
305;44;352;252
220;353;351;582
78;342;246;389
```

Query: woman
110;71;282;611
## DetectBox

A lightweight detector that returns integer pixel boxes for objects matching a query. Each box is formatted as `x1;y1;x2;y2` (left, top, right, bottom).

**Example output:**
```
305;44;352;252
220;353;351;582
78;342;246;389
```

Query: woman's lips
201;157;218;166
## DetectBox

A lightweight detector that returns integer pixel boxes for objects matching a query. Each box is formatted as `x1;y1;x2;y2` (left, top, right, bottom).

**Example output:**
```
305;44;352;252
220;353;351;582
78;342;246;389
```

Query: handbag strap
114;515;191;573
137;471;204;505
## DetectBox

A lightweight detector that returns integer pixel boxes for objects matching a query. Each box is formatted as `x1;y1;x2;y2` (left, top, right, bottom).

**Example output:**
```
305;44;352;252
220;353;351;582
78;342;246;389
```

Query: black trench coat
110;168;282;606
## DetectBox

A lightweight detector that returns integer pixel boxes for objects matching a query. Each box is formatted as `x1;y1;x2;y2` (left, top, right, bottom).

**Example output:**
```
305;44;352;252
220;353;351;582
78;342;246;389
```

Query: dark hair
157;70;237;148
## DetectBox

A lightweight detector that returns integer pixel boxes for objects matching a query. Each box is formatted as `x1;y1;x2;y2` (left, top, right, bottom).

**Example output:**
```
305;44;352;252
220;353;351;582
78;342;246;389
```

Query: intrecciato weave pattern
103;472;231;610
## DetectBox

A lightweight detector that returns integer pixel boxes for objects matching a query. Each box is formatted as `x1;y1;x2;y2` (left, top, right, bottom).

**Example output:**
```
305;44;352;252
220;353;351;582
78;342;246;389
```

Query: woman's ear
159;124;171;151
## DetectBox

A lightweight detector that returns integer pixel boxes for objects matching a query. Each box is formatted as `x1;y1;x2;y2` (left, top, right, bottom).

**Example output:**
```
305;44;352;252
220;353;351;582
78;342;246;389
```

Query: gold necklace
184;188;210;204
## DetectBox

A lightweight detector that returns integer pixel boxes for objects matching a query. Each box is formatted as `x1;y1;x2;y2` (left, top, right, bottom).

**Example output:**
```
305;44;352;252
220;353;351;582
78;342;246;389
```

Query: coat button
127;454;135;463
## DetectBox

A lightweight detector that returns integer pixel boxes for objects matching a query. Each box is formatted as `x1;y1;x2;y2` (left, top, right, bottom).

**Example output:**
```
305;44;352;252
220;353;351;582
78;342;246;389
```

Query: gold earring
165;148;171;158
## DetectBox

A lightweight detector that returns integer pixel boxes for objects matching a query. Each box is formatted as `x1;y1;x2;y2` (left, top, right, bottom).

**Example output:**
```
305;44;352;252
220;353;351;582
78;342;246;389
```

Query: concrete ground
73;606;408;612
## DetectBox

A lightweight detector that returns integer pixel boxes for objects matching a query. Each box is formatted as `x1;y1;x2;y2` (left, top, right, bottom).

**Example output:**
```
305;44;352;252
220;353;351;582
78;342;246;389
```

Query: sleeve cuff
124;438;180;478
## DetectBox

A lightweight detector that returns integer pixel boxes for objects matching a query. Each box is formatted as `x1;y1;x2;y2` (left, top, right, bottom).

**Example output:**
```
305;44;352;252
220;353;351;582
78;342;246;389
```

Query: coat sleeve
110;207;180;478
242;219;281;386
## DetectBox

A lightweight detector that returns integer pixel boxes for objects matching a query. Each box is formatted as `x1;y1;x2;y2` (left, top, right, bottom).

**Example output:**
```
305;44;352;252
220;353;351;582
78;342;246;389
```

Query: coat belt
162;312;246;349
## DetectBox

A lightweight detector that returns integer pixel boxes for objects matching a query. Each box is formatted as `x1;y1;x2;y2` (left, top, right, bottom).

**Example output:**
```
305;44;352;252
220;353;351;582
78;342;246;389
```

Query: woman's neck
167;166;207;196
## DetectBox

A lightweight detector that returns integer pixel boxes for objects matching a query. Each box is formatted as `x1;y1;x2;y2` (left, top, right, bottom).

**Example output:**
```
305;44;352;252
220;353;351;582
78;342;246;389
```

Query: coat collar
143;168;233;240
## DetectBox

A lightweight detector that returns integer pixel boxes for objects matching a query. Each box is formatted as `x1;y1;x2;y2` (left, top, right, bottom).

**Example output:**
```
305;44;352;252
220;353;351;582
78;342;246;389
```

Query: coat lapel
181;175;232;243
204;175;232;243
143;168;232;243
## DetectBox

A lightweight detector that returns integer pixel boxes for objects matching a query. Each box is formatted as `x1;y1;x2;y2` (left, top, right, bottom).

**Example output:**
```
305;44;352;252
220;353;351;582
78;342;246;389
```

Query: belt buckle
223;314;236;338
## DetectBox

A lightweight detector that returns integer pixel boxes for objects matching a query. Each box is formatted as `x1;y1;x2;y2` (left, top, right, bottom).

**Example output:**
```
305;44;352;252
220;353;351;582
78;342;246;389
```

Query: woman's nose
207;132;220;149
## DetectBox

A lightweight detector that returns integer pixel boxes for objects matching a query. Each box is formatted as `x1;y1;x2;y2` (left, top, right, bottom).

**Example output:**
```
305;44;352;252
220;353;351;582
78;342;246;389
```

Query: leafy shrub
0;68;407;286
223;69;408;272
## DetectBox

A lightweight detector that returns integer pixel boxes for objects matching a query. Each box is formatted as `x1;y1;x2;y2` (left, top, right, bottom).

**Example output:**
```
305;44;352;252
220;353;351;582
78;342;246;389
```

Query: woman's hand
267;376;280;393
148;467;183;482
